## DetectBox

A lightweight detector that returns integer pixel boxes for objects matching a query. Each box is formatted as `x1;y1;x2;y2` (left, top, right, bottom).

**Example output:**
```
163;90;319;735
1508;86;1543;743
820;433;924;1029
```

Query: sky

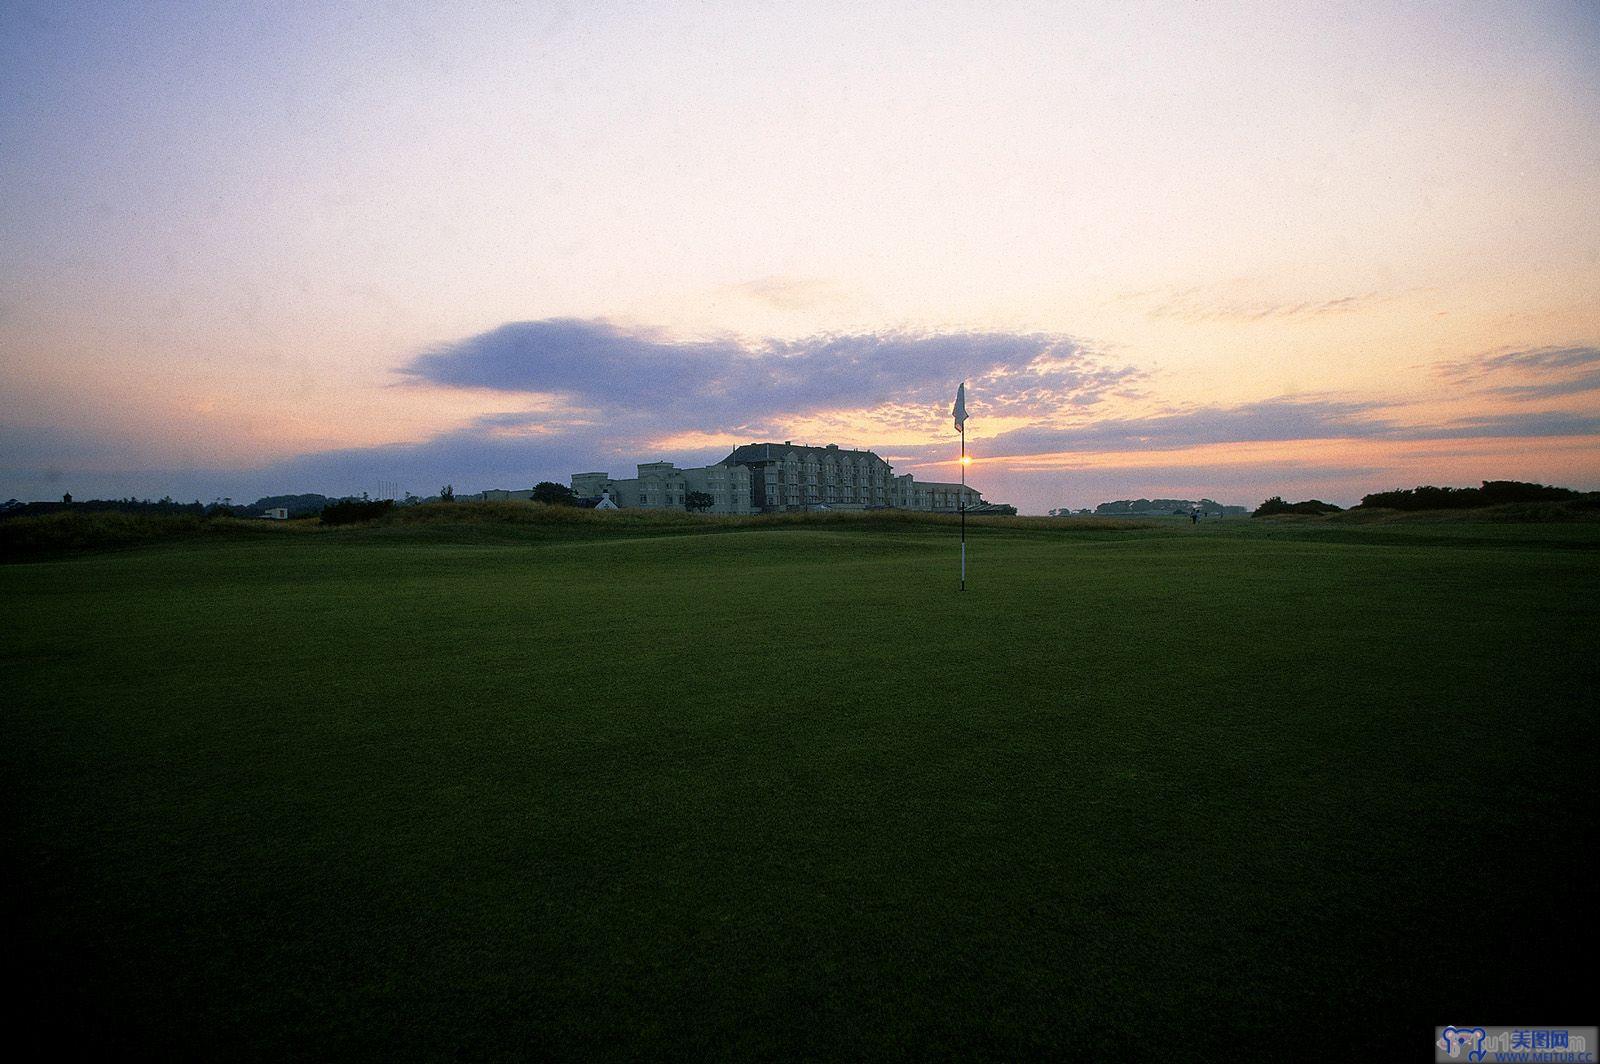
2;0;1598;513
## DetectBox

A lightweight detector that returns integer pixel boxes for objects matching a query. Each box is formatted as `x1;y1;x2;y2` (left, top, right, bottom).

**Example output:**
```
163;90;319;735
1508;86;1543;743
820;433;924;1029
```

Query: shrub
1356;481;1580;511
1254;497;1343;516
320;499;396;525
531;482;577;506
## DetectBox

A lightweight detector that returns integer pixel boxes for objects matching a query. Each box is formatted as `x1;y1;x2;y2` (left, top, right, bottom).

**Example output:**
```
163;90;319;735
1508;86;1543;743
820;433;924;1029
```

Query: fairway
5;518;1597;1059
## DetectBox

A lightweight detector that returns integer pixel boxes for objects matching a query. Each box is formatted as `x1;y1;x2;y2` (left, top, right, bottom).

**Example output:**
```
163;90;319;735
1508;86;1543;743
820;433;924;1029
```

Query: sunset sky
3;0;1597;512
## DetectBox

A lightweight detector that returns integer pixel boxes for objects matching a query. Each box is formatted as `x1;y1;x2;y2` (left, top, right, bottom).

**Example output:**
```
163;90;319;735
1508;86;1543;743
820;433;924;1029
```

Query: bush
1356;481;1580;511
532;482;577;506
320;499;396;525
1254;496;1343;516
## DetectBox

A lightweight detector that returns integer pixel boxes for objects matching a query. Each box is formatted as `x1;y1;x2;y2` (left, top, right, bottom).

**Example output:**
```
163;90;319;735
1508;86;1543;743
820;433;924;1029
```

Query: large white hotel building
567;441;987;515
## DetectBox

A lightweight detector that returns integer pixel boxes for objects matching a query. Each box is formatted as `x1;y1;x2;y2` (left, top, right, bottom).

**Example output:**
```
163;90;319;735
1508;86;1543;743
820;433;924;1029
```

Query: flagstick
959;422;966;592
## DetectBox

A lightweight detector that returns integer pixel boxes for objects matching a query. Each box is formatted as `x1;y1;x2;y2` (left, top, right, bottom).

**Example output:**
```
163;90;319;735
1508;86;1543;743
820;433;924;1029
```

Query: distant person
1190;511;1198;525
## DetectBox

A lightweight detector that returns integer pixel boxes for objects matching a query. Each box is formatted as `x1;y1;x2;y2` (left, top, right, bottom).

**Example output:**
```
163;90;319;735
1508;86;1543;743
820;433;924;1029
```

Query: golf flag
954;381;968;591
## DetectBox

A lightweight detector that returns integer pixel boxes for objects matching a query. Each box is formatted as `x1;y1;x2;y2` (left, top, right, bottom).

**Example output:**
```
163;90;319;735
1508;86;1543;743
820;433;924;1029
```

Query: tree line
1254;480;1596;516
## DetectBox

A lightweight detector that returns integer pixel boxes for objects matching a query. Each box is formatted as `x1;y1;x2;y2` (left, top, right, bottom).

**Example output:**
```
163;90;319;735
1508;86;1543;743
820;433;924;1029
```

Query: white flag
952;382;968;431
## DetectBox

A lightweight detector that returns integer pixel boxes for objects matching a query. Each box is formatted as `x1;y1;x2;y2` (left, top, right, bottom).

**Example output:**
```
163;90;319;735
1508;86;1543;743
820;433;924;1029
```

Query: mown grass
3;517;1596;1059
387;500;1153;535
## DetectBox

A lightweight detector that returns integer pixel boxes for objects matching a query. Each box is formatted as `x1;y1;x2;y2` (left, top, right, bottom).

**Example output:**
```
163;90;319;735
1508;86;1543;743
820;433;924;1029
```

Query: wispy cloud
1474;345;1600;375
1486;371;1600;401
726;276;856;312
1434;344;1600;401
913;397;1398;461
957;400;1600;459
879;396;1600;479
1142;288;1383;324
1400;410;1600;440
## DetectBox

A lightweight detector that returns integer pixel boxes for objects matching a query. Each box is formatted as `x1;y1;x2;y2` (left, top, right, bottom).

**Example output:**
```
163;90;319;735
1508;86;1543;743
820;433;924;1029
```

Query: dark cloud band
400;318;1137;424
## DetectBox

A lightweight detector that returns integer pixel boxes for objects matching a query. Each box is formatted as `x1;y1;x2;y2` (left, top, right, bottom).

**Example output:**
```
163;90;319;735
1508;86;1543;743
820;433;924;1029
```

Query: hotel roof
721;442;887;465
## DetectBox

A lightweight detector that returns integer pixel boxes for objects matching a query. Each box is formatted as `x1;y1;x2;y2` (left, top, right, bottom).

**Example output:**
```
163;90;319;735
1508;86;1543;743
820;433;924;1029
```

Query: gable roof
720;442;887;466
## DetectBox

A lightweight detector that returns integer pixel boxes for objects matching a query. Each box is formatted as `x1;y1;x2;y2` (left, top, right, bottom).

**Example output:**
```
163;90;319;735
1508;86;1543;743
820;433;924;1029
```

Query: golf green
5;518;1596;1058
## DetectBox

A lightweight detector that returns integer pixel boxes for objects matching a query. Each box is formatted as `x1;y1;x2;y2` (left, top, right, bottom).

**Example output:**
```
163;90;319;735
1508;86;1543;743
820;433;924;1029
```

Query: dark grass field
4;513;1596;1059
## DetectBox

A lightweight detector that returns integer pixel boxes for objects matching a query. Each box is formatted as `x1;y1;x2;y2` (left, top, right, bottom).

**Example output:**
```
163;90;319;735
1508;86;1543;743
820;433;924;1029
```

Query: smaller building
905;480;983;513
263;508;289;520
573;462;754;514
